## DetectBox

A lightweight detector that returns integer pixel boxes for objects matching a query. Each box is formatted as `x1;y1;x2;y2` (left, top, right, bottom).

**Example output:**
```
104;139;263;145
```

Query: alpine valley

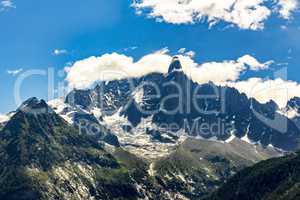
1;58;300;200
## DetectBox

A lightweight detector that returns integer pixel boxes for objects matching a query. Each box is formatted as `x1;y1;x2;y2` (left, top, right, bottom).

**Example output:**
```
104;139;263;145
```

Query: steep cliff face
120;58;300;151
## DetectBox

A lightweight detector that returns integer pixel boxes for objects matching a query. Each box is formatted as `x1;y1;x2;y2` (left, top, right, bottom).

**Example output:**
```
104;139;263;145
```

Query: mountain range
0;57;299;199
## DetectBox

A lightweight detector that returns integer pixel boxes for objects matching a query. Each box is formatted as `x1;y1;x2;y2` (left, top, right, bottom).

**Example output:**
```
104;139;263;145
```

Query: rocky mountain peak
18;97;53;114
168;56;183;73
287;97;300;110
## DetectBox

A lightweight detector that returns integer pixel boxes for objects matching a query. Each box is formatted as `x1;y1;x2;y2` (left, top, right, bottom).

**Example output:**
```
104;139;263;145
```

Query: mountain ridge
0;57;298;200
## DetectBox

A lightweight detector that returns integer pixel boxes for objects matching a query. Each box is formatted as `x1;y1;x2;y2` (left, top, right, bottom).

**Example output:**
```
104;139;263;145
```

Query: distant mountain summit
168;56;183;73
18;97;54;114
118;58;300;151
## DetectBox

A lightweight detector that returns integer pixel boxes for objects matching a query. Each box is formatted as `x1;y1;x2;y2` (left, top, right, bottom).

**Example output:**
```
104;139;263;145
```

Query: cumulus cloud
7;68;23;76
183;58;246;84
65;49;271;89
65;49;300;107
277;0;299;19
237;55;273;71
224;78;300;108
65;51;171;89
132;0;298;30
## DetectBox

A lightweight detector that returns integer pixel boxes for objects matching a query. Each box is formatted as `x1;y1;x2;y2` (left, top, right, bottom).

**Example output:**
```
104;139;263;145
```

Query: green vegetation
207;152;300;200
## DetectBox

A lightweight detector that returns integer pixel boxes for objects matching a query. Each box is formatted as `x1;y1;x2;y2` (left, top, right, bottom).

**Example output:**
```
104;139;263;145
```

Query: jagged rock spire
168;56;183;73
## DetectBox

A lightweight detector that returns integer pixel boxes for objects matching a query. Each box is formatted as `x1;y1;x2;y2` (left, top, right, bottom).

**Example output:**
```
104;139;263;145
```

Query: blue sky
1;0;300;113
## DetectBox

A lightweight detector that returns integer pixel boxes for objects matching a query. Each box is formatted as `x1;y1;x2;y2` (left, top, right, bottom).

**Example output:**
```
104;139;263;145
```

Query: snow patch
241;124;256;145
277;107;300;119
102;108;127;126
241;134;254;144
48;98;75;124
148;163;156;176
91;107;102;119
133;87;144;104
225;134;236;143
48;98;67;113
104;114;178;160
0;114;10;123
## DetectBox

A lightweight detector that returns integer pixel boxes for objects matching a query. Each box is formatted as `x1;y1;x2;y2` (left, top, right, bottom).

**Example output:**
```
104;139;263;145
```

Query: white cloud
65;51;171;89
185;50;196;58
7;68;23;76
124;46;138;51
177;48;196;58
277;0;299;19
65;49;271;89
174;54;272;85
237;54;273;71
53;49;68;56
182;58;246;84
132;0;298;30
0;0;15;10
224;78;300;108
178;48;186;54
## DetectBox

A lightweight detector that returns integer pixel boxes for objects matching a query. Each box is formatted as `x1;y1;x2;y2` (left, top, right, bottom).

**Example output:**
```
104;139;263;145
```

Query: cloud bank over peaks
65;50;171;89
65;49;271;88
65;49;300;107
224;78;300;108
132;0;299;30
